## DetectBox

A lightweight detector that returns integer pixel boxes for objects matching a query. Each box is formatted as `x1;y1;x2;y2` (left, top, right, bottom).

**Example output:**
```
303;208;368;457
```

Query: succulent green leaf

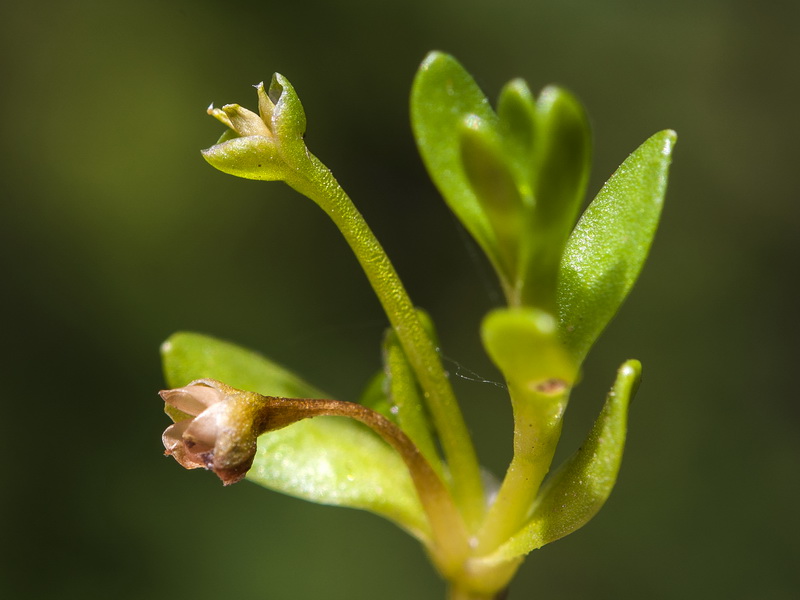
497;79;537;170
481;360;640;564
558;130;676;362
460;118;524;275
530;86;591;233
162;332;325;398
481;308;578;390
412;53;595;312
250;415;431;540
161;332;430;541
411;51;504;279
516;87;591;310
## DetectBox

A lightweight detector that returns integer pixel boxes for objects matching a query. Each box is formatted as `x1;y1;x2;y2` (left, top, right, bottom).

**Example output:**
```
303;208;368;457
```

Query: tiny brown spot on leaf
534;378;569;395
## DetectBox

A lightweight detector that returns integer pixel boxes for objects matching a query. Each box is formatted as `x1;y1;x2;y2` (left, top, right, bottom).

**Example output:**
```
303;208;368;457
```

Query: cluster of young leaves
163;51;675;597
411;53;674;364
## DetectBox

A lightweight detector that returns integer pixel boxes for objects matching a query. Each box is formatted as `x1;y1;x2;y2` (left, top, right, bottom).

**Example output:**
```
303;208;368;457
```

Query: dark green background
2;0;798;598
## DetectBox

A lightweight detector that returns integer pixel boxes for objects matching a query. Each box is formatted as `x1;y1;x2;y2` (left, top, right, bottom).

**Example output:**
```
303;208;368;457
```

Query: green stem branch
285;157;485;528
384;328;444;477
477;388;568;553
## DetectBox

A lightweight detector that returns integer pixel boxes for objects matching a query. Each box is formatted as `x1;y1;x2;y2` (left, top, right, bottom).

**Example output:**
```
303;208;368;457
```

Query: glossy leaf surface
519;86;591;310
413;52;594;310
558;130;676;362
411;51;503;282
161;332;430;541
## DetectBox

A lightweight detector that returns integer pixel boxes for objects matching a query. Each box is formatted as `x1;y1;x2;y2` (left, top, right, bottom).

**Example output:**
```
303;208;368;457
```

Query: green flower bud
201;74;308;181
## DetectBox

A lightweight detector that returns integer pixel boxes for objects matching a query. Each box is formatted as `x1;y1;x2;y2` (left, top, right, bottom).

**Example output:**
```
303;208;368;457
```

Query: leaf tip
161;331;190;357
620;358;642;380
659;129;678;155
421;49;446;63
160;338;174;357
618;359;643;405
418;50;459;75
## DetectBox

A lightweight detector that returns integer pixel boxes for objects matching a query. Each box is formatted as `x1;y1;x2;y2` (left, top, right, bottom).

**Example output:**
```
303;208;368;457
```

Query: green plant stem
477;389;567;553
284;157;485;529
384;330;444;477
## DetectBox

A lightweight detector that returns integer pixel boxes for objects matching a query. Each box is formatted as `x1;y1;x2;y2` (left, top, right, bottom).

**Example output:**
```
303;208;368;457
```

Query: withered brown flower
160;379;263;485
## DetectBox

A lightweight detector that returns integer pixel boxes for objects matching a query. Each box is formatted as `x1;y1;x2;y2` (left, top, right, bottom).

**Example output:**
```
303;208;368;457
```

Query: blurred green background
2;0;798;598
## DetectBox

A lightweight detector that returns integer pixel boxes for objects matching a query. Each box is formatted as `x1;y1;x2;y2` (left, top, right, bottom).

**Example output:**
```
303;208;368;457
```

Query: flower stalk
202;76;486;529
283;160;485;528
162;379;469;573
